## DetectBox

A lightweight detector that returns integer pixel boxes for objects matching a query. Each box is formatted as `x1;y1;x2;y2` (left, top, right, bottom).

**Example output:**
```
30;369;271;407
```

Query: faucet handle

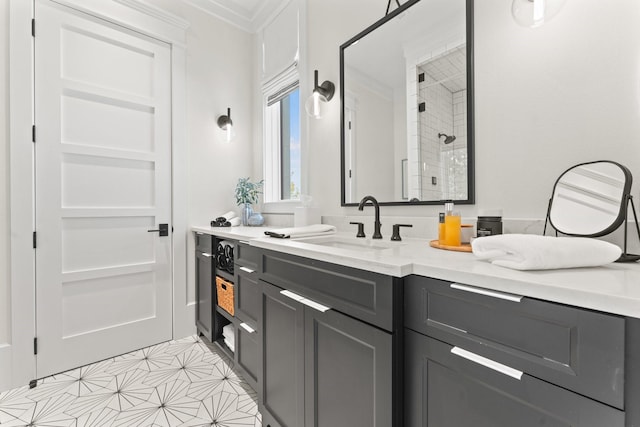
391;224;413;241
349;222;366;238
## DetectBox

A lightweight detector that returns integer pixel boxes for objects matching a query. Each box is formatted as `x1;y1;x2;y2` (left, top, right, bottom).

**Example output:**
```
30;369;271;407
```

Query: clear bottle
443;201;461;246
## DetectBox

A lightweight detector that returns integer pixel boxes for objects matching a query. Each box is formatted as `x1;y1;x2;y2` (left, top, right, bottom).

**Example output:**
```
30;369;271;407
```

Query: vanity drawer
234;267;260;327
235;241;260;271
195;232;212;253
405;330;625;427
260;249;395;332
404;275;625;409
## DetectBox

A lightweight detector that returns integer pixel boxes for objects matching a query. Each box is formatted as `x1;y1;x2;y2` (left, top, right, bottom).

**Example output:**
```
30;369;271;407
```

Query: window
263;69;301;203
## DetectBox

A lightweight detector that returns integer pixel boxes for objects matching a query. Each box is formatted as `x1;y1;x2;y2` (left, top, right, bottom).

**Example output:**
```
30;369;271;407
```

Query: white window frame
262;64;302;211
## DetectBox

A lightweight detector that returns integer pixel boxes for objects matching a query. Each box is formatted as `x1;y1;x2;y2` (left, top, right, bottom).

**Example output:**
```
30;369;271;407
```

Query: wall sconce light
512;0;566;28
217;107;235;143
305;70;335;119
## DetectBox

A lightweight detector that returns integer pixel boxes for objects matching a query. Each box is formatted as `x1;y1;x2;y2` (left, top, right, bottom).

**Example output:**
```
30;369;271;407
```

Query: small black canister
477;216;502;237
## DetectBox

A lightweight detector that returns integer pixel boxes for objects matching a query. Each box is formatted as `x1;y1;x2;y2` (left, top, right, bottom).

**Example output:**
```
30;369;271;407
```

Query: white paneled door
34;0;173;378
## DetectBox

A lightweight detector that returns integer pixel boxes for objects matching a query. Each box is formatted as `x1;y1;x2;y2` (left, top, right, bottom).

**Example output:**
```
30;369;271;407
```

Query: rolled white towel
471;234;621;271
265;224;336;239
228;217;241;227
216;211;237;222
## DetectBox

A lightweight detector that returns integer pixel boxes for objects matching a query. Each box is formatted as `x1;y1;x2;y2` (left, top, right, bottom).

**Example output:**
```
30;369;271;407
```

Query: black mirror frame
546;160;633;238
339;0;475;207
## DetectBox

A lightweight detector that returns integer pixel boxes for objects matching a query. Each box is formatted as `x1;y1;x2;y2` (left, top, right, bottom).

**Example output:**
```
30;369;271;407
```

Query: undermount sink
296;235;403;252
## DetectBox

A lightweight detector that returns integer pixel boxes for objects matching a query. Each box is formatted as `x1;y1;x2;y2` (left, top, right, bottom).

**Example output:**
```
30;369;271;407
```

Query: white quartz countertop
192;227;640;319
192;225;273;241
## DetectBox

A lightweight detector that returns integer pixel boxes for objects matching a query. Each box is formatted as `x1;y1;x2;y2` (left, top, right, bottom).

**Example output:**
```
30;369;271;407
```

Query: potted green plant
235;177;263;226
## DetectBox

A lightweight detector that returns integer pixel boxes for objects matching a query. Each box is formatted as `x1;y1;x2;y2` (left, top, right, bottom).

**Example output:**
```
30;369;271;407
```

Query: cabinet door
259;281;305;427
237;322;258;390
405;329;625;427
304;307;393;427
195;250;213;341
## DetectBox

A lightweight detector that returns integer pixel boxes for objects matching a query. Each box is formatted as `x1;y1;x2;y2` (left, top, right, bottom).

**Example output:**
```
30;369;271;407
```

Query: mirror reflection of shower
415;44;468;201
438;133;456;144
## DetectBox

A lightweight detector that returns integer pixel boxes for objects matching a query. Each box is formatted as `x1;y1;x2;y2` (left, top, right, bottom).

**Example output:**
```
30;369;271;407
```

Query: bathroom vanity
193;226;640;427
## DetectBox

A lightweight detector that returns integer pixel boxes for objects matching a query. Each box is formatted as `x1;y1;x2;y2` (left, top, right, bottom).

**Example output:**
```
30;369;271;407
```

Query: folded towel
222;324;234;339
224;338;235;352
229;217;241;227
223;334;235;347
471;234;621;271
265;224;336;239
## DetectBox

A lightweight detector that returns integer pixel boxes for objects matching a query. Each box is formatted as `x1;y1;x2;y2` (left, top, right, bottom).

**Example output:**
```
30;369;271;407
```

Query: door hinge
32;125;36;143
349;169;352;178
33;337;38;355
31;19;35;37
348;121;352;130
33;231;37;249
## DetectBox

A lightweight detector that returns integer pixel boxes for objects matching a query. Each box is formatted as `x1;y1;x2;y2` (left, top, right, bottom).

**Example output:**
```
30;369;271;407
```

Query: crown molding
181;0;289;33
113;0;191;30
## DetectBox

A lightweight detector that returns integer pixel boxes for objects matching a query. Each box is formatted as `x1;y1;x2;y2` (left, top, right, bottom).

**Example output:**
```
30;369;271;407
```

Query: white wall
350;80;395;200
0;0;10;346
303;0;640;224
146;0;254;304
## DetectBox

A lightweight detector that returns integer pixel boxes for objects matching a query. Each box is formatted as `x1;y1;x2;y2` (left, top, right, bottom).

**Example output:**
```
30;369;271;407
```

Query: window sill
261;200;301;214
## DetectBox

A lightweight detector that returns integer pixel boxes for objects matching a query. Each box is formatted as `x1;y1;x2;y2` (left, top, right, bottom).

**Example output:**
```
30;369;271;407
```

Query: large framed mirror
340;0;474;206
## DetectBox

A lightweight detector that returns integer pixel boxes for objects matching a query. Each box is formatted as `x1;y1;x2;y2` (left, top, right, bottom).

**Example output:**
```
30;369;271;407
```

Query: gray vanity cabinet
303;304;393;427
195;232;213;341
405;330;624;427
234;241;261;391
257;248;399;427
404;275;627;427
259;280;305;427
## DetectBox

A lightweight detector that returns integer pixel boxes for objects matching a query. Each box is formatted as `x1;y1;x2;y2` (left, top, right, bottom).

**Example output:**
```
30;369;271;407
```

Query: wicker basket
216;276;235;316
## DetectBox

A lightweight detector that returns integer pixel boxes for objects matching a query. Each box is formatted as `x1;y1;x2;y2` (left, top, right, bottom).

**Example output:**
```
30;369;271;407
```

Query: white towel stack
265;224;336;239
471;234;621;271
222;323;235;352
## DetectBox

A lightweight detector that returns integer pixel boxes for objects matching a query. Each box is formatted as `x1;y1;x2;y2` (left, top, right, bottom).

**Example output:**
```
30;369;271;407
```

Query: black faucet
358;195;382;239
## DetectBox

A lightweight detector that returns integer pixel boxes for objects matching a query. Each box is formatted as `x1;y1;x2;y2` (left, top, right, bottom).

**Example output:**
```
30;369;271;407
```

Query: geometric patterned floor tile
0;335;261;426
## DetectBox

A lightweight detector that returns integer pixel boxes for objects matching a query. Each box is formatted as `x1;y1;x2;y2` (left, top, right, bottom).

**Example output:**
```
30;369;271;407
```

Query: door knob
148;223;169;237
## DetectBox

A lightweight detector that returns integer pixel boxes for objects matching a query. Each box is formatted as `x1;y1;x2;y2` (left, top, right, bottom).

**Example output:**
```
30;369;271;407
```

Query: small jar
477;216;502;237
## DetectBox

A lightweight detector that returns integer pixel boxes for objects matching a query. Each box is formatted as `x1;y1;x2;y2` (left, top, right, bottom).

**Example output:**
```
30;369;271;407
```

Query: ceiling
182;0;289;33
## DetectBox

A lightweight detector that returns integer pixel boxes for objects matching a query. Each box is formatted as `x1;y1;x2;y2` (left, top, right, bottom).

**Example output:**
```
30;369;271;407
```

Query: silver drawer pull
239;266;255;274
450;283;523;303
451;347;523;380
280;289;305;302
201;253;213;258
239;322;255;334
300;298;331;313
280;290;331;313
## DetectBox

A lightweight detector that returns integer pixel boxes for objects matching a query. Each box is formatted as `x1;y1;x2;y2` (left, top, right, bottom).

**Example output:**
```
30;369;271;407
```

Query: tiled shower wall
420;46;468;201
442;89;468;200
418;71;453;201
